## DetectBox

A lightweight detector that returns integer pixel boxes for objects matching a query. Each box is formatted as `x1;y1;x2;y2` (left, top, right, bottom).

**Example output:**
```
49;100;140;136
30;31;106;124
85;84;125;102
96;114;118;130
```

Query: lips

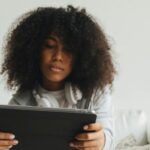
49;65;64;72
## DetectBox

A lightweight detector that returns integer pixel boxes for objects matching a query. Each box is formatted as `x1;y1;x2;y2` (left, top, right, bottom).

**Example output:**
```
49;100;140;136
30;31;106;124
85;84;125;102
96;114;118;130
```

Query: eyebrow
47;36;57;42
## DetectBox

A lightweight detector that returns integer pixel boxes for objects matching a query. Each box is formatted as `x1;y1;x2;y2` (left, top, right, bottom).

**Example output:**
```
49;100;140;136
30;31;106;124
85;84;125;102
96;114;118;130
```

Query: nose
52;47;63;61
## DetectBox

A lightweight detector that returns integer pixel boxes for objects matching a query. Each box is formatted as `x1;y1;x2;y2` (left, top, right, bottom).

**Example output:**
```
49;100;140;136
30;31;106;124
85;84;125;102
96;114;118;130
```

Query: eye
45;44;56;49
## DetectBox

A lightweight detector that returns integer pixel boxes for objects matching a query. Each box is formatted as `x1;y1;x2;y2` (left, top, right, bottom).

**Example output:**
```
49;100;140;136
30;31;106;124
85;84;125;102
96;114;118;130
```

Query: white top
9;83;114;150
37;85;66;107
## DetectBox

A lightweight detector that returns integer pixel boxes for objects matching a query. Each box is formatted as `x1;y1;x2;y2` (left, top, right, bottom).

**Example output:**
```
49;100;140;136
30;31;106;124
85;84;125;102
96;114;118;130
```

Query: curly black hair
0;5;116;100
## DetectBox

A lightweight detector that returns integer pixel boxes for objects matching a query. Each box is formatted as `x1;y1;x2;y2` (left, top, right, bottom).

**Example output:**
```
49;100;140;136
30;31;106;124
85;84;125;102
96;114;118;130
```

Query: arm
0;96;20;150
92;86;114;150
70;86;114;150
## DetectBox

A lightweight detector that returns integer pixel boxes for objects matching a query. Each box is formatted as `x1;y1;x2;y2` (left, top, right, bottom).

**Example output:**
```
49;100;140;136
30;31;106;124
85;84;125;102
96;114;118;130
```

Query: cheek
64;56;74;71
41;52;51;63
65;61;74;76
40;53;50;73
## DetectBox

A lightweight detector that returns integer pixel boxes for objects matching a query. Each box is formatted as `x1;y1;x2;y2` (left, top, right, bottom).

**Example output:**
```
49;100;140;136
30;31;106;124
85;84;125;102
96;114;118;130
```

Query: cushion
147;121;150;144
114;108;148;146
116;135;150;150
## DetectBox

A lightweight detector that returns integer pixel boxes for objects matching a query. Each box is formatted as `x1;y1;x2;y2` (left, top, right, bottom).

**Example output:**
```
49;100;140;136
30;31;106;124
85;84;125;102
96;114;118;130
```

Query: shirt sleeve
8;97;20;105
92;86;114;150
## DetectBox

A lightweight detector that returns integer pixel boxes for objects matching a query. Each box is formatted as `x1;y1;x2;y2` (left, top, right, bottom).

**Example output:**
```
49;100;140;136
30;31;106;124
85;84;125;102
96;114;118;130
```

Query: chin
47;76;65;82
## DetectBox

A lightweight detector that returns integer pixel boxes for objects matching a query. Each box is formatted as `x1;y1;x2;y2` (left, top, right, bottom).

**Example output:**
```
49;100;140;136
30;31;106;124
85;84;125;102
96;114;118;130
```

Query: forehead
46;35;61;43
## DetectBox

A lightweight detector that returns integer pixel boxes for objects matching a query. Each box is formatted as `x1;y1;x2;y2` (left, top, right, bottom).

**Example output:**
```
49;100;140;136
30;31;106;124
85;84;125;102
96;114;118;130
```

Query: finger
77;147;99;150
70;139;101;148
0;145;12;150
0;140;18;146
72;146;99;150
83;123;103;131
75;130;104;141
0;132;15;140
70;148;78;150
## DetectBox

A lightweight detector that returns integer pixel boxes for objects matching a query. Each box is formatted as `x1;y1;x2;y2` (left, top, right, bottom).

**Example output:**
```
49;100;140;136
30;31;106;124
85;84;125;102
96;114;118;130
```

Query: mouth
49;65;64;73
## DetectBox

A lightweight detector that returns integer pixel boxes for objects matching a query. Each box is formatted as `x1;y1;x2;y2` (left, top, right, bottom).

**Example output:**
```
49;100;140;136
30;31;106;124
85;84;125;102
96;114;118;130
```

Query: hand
0;132;18;150
70;123;105;150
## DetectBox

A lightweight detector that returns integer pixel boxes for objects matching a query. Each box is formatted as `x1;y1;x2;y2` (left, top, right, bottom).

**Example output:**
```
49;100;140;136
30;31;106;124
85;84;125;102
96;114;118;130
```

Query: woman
0;5;116;150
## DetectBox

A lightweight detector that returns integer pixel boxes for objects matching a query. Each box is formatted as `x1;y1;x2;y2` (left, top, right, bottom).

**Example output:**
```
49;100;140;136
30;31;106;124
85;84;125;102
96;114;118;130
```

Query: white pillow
114;109;148;146
116;135;150;150
147;120;150;144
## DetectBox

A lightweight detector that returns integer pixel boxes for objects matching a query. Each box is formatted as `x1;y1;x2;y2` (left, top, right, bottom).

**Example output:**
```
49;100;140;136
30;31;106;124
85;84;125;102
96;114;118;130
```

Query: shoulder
8;89;37;106
90;85;112;111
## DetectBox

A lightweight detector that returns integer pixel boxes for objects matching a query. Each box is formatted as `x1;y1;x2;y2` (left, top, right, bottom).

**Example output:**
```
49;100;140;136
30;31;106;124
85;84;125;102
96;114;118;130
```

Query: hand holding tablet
0;105;96;150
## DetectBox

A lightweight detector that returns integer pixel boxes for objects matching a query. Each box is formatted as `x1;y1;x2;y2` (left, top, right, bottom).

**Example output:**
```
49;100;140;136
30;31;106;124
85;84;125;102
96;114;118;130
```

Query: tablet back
0;105;96;150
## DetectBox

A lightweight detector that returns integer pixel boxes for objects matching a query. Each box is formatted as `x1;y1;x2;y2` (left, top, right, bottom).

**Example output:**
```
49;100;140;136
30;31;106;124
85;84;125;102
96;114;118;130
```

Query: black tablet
0;105;96;150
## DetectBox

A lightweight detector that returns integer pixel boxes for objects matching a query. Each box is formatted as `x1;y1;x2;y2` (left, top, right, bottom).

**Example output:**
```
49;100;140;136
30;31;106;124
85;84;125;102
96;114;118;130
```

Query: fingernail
8;145;13;148
13;140;19;144
10;134;15;139
70;143;74;147
84;125;88;130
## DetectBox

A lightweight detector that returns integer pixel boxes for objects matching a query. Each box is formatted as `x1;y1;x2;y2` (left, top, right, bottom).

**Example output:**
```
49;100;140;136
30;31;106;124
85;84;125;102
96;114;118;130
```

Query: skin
70;123;105;150
0;35;105;149
40;35;74;91
0;132;18;149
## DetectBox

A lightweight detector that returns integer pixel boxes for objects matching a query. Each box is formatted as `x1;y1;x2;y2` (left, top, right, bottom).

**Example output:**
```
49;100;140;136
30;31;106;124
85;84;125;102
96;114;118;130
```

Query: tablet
0;105;96;150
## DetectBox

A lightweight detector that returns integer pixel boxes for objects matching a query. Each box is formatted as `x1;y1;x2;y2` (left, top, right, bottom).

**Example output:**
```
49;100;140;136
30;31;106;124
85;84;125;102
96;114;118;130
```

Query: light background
0;0;150;118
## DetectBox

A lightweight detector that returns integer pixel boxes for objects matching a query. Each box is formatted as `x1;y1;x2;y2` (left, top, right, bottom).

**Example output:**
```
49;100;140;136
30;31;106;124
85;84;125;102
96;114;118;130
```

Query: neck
41;79;65;91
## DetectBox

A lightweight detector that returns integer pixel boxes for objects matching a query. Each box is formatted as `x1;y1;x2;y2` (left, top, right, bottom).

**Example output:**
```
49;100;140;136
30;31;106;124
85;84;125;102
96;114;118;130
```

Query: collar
32;82;83;106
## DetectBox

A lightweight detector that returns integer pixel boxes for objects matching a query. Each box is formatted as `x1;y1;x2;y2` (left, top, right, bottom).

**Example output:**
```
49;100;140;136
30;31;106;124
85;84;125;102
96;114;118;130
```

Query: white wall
0;0;150;117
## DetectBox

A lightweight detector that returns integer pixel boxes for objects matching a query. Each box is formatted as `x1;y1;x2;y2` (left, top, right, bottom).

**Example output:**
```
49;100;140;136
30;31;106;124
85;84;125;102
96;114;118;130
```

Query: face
40;35;74;89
